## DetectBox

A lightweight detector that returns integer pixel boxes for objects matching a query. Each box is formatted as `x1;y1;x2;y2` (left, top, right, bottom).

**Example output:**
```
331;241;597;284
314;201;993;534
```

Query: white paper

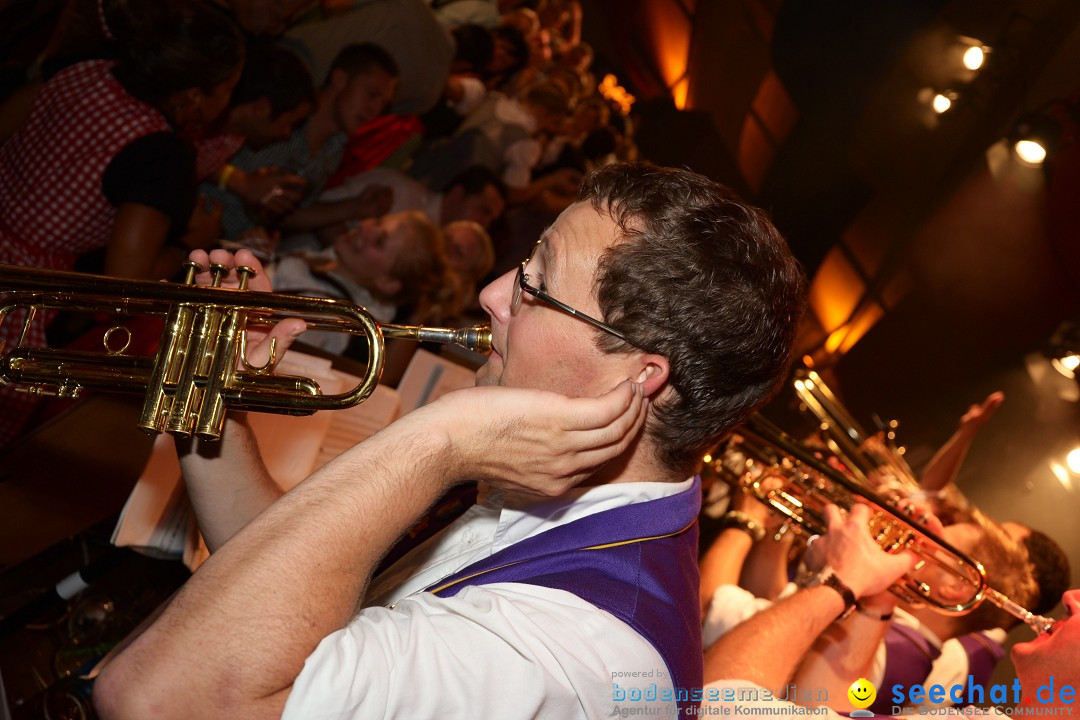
112;351;404;570
396;349;477;414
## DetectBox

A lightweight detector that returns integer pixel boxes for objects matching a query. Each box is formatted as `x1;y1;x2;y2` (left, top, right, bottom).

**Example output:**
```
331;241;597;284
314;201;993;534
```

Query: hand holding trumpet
185;248;307;373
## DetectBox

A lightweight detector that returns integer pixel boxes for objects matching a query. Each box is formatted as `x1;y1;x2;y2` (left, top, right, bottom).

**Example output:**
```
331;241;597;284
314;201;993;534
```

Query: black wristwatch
803;565;857;621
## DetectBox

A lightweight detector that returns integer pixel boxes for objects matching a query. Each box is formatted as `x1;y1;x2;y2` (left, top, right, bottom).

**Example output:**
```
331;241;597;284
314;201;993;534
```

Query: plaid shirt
0;60;172;270
0;60;172;446
200;123;347;239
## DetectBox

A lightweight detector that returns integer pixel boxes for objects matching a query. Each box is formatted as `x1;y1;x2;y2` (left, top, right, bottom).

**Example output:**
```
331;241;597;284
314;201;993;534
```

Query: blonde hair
385;210;448;305
443;220;495;281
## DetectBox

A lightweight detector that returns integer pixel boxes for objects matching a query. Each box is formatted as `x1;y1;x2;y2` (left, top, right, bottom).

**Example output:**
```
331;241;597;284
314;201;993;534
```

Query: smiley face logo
848;678;877;709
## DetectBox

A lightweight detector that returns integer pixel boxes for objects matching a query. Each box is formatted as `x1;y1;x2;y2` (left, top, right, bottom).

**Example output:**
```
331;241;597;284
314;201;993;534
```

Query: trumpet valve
236;266;256;291
209;264;229;288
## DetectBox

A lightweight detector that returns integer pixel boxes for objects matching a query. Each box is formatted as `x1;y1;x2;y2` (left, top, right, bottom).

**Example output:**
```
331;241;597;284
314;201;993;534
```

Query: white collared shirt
281;479;693;720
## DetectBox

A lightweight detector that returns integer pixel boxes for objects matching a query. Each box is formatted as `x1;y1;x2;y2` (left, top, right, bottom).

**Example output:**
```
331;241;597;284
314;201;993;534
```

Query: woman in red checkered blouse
0;0;244;446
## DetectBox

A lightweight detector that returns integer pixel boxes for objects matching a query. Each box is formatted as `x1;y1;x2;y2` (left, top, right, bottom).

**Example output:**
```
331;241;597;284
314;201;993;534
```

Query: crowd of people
0;0;635;445
0;2;1075;719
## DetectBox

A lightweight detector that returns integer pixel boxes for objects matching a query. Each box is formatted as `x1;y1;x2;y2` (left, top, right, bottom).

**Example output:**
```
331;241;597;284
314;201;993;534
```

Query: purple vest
427;478;704;716
956;631;1006;689
870;625;1005;714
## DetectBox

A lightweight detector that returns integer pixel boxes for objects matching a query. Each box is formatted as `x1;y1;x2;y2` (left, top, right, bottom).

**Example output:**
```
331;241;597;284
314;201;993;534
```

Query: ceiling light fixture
932;90;958;114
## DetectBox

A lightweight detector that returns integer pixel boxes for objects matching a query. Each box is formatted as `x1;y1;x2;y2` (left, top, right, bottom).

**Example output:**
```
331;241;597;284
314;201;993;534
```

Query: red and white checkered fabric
195;133;245;182
0;60;170;446
0;59;172;271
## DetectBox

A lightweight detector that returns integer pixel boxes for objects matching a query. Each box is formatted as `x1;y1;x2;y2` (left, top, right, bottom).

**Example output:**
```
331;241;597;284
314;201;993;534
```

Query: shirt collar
480;477;695;554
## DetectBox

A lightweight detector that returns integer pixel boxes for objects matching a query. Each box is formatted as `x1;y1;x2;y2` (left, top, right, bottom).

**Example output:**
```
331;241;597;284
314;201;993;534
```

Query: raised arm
93;378;648;720
699;476;783;614
919;392;1003;492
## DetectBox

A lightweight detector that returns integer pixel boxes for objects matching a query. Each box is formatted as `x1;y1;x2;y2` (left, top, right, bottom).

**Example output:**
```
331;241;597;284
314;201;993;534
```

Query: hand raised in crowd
733;473;787;532
234;167;306;216
348;183;394;220
959;391;1004;431
415;378;649;497
186;248;306;371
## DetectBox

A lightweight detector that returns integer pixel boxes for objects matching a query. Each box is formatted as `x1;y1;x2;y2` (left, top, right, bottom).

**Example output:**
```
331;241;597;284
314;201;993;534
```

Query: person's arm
699;477;781;615
704;504;916;696
104;203;178;279
700;526;755;616
279;185;392;232
919;392;1003;492
219;165;306;217
790;592;898;710
172;249;306;551
103;133;200;278
739;526;796;600
93;377;647;720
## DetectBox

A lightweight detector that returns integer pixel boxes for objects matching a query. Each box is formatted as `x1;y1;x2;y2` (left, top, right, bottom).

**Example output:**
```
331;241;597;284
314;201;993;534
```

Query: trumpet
793;369;918;490
0;263;491;440
716;413;1055;634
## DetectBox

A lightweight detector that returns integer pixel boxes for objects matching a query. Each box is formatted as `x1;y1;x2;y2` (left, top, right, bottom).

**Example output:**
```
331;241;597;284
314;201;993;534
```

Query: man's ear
633;353;669;398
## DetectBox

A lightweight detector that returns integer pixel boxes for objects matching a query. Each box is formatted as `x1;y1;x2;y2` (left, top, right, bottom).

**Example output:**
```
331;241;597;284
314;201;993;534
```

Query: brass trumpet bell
714;402;1054;633
0;263;491;440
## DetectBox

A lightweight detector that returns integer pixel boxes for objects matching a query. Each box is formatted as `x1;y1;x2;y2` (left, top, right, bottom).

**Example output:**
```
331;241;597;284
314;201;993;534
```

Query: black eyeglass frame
512;259;632;344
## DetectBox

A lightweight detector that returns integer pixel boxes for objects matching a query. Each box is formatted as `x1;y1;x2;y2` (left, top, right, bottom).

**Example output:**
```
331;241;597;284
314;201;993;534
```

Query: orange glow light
643;0;691;109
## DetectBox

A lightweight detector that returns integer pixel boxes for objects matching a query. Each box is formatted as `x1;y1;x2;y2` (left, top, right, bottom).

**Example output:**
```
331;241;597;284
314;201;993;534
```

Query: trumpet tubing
794;369;919;489
0;263;491;440
721;413;1053;633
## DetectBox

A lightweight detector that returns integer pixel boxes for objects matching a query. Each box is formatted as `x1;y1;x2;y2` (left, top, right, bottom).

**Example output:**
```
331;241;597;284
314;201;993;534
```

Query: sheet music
248;353;341;490
113;352;401;569
396;349;477;414
110;433;188;557
314;380;400;469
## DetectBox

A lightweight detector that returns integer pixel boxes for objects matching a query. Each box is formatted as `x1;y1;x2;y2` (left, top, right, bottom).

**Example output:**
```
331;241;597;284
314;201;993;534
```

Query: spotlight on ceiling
1046;320;1080;379
1052;353;1080;379
961;44;990;71
931;90;958;114
1008;101;1079;168
1014;139;1048;166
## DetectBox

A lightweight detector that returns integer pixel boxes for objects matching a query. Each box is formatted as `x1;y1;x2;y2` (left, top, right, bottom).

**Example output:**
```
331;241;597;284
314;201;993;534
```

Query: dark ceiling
582;0;1080;663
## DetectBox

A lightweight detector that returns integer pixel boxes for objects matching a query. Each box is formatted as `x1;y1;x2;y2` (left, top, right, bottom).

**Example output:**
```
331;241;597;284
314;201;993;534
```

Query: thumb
243;318;307;371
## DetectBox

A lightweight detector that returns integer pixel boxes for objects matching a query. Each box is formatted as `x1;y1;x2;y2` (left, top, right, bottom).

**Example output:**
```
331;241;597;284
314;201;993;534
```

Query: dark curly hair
109;0;244;107
581;162;806;474
1024;529;1072;616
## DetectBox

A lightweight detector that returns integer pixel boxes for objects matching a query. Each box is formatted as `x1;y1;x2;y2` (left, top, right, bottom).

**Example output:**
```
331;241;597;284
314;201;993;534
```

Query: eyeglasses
511;259;631;344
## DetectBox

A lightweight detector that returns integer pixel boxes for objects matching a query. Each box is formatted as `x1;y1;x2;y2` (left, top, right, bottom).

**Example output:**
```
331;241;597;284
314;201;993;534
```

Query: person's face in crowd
444;224;484;278
171;68;243;140
245;100;312;149
443;184;505;229
907;522;985;608
333;68;398;135
1002;521;1030;542
1012;590;1079;691
572;103;604;137
229;0;311;36
333;212;413;297
529;29;553;66
488;38;521;77
476;201;626;395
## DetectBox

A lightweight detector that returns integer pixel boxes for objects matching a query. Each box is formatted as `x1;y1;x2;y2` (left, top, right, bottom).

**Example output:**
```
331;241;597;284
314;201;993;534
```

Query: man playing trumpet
93;162;806;720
